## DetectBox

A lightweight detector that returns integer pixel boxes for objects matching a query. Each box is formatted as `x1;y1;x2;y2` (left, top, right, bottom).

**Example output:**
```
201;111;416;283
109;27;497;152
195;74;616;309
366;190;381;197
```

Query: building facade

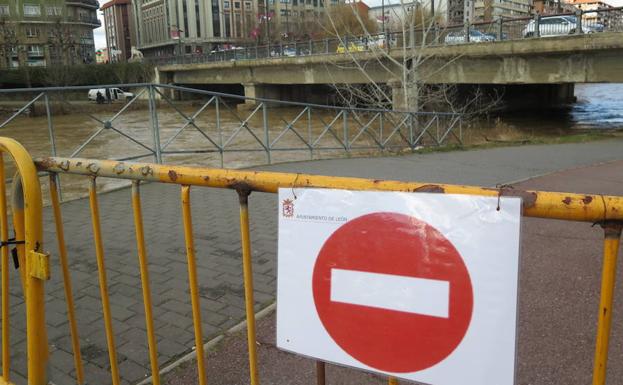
0;0;100;68
133;0;333;58
101;0;137;61
564;0;613;24
471;0;532;21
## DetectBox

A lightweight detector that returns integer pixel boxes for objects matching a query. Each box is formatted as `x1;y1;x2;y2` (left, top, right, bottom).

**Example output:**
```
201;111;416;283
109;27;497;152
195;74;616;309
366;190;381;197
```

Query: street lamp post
382;0;385;35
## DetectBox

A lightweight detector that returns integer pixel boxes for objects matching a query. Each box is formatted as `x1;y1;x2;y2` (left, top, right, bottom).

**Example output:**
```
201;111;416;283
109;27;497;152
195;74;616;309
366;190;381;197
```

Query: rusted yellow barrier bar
36;157;623;223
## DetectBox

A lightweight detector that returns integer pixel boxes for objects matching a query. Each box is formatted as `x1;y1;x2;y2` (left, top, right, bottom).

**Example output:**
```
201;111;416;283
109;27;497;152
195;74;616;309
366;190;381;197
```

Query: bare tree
324;1;501;117
0;19;20;69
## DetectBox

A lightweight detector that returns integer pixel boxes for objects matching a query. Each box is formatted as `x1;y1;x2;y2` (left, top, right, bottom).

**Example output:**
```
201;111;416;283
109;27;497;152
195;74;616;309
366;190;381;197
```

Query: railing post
216;96;224;168
498;18;504;40
464;21;470;43
576;9;583;34
262;102;271;164
43;92;62;200
534;14;541;38
309;39;313;55
343;110;349;152
325;38;329;54
148;85;162;164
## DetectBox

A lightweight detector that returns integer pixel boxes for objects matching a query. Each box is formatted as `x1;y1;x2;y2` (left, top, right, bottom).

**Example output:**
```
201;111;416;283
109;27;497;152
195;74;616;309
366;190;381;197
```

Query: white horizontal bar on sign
330;269;450;318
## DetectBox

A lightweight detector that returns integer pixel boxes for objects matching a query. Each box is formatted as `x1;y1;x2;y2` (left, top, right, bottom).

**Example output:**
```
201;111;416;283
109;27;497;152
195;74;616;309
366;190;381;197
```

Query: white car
444;29;495;44
522;16;599;38
88;88;134;103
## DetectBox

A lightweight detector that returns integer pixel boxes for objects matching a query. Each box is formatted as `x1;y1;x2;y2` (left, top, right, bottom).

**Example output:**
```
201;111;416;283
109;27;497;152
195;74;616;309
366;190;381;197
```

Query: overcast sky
92;0;623;50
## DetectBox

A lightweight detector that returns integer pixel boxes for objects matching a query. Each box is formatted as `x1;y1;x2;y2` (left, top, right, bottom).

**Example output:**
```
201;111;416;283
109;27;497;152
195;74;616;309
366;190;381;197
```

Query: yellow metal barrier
3;148;623;385
0;138;49;385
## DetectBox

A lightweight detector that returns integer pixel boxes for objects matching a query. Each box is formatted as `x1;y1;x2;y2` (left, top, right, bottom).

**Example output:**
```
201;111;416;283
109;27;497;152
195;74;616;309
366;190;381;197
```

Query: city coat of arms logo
282;198;294;218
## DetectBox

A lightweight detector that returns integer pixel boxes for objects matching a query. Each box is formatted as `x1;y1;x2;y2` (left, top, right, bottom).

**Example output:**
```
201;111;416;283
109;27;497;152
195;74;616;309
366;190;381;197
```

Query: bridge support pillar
241;83;282;110
389;79;418;112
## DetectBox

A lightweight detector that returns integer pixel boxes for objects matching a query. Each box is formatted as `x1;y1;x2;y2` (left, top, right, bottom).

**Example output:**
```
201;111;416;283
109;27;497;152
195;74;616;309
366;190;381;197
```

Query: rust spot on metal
600;221;623;238
485;188;538;209
87;163;100;174
76;161;82;167
562;197;572;205
373;179;383;184
168;170;178;181
203;176;210;181
140;166;153;177
36;157;55;171
414;184;445;193
231;181;253;204
582;196;593;204
113;163;125;175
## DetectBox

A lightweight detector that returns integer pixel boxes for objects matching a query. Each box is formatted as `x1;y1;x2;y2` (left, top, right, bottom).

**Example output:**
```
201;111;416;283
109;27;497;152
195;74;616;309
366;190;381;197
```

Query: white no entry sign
277;189;521;385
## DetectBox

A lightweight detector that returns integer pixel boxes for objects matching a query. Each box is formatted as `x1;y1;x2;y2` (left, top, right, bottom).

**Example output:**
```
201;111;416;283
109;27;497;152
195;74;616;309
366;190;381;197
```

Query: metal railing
1;138;623;385
0;83;462;199
148;7;623;66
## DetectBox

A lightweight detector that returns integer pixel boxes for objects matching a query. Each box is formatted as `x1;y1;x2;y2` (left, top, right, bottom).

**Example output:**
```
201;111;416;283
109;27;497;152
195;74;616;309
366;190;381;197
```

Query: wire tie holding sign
495;184;515;212
292;173;301;200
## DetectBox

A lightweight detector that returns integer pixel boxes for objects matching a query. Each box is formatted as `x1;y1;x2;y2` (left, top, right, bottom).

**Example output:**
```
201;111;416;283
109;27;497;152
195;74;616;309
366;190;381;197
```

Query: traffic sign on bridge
277;189;521;385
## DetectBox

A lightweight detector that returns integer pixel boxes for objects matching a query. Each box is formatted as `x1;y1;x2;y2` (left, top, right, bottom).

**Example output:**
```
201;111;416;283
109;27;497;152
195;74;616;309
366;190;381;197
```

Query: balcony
66;0;100;10
68;16;102;27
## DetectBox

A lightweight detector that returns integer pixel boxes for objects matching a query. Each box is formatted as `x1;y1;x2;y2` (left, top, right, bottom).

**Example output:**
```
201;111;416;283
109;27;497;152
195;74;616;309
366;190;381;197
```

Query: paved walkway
3;139;623;384
165;156;623;385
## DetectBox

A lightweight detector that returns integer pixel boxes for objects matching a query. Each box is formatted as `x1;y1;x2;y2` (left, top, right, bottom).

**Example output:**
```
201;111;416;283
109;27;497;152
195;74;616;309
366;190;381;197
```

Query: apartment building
101;0;137;61
133;0;335;57
564;0;613;24
471;0;532;21
0;0;100;68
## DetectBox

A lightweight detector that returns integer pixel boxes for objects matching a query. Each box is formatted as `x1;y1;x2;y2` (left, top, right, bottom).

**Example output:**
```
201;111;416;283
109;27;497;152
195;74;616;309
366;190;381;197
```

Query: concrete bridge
156;33;623;109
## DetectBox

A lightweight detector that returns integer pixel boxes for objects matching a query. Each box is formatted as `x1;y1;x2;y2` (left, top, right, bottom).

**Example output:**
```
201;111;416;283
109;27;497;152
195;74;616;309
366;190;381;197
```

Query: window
28;45;43;57
26;26;39;37
280;0;289;3
234;1;240;8
224;1;230;9
0;5;9;16
245;1;252;9
46;6;62;16
23;4;41;16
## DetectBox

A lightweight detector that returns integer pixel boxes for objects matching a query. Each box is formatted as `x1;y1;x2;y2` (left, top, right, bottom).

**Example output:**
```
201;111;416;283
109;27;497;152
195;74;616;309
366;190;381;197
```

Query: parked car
484;32;509;41
522;15;601;37
336;41;366;53
88;88;134;103
444;29;496;44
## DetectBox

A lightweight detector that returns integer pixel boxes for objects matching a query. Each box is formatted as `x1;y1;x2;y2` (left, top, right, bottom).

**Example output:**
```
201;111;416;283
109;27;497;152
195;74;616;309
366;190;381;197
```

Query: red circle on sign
312;212;473;373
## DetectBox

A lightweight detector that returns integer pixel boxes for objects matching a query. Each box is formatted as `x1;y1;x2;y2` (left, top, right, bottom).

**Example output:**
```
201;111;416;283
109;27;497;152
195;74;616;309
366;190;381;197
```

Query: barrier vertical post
0;155;9;381
316;361;325;385
592;221;623;385
131;181;161;385
88;178;121;385
238;189;260;385
181;185;208;385
49;174;84;383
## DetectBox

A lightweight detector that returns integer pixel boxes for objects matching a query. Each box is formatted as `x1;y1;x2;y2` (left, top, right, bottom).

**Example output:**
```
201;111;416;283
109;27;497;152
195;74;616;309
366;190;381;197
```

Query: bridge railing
150;6;623;67
0;83;462;202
